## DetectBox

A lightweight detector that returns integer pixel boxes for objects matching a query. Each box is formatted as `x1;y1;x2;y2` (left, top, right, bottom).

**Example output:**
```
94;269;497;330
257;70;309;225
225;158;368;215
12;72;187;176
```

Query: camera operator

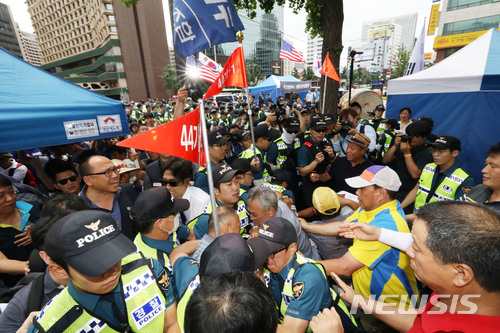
297;117;335;209
382;120;433;212
333;108;376;157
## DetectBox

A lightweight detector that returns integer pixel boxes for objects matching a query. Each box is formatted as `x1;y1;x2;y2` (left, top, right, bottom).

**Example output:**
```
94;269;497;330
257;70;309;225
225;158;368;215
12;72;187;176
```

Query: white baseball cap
345;165;401;192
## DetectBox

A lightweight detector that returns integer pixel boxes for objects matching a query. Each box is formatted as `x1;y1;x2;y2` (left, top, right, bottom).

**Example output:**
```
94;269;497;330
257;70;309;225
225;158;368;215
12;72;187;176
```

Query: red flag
117;108;206;165
204;46;248;100
320;52;340;82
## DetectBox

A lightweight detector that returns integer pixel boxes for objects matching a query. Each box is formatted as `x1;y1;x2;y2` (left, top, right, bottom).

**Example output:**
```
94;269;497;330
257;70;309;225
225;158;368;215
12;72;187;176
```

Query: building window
106;4;113;10
110;26;117;33
447;0;498;11
442;14;500;35
107;15;115;22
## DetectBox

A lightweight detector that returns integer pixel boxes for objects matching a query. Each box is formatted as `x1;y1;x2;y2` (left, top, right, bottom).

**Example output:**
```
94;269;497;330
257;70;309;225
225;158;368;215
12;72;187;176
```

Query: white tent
386;29;500;182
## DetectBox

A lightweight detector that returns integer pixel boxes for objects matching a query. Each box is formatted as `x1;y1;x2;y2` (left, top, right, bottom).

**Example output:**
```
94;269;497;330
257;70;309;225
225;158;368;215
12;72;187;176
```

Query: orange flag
320;52;340;82
204;46;248;100
117;108;206;165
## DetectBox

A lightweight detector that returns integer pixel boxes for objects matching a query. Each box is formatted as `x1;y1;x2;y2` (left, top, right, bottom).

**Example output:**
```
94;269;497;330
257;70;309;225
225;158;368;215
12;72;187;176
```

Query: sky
2;0;435;65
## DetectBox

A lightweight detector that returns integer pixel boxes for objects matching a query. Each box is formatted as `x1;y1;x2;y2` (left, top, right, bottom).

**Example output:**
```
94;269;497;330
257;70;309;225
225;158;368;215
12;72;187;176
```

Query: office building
362;13;418;52
433;0;500;62
306;36;323;65
26;0;170;100
0;3;24;59
19;29;43;66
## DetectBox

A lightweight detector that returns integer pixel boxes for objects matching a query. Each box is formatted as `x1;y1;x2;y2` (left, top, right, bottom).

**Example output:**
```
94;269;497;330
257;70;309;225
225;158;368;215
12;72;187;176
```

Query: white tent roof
388;29;499;95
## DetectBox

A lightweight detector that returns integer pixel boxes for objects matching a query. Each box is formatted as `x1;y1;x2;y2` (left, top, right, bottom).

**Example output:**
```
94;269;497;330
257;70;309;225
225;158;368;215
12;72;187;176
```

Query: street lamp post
348;50;363;103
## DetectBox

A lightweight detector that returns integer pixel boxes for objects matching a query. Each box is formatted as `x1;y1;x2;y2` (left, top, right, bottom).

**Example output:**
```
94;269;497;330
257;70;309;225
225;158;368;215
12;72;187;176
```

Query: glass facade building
0;3;24;59
442;14;500;35
205;7;284;77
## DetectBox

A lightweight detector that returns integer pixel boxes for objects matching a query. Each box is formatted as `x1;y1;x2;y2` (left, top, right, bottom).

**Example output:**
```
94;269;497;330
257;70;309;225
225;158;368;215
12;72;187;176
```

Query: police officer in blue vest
257;217;359;332
28;210;179;332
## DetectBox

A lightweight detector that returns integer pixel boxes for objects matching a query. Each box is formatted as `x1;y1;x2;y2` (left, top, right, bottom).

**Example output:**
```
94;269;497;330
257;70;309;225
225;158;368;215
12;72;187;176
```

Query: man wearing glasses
78;154;137;239
257;217;358;333
297;117;335;209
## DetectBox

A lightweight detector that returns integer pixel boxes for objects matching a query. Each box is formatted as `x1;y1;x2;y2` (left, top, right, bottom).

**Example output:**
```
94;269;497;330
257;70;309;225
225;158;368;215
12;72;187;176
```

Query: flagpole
321;75;327;115
199;100;220;237
237;31;257;157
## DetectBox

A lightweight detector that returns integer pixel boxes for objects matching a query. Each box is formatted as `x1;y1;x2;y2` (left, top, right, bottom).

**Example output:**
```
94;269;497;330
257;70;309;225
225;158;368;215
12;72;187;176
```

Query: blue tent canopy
386;29;500;183
0;47;129;152
250;75;309;103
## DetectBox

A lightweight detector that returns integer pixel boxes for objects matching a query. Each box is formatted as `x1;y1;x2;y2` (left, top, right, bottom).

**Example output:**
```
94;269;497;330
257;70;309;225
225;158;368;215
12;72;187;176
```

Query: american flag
280;40;303;62
198;53;222;83
186;55;199;72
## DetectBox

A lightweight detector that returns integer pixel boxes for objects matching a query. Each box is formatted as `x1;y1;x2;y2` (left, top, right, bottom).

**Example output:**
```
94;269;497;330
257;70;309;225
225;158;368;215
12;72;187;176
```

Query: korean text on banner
204;46;248;100
117;108;205;166
173;0;245;57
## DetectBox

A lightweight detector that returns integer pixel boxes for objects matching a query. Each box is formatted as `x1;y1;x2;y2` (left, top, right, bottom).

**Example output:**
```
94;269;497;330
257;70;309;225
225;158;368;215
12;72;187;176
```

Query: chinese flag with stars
204;46;248;100
321;52;340;82
117;108;206;165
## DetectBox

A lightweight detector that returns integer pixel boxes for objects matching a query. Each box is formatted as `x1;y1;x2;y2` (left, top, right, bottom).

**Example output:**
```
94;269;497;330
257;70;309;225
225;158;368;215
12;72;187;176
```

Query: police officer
193;131;228;193
258;217;358;332
130;187;194;274
297;117;335;209
239;124;273;185
29;210;179;332
368;104;386;138
267;118;301;171
403;136;474;219
374;117;399;162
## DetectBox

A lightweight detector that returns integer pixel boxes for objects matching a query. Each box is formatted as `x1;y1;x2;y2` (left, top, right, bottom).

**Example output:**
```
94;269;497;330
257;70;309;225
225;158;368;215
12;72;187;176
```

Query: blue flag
173;0;245;57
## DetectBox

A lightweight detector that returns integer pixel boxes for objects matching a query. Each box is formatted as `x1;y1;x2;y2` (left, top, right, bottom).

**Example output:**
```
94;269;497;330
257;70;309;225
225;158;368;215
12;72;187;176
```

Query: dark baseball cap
212;163;243;186
131;187;189;223
374;104;385;111
231;158;252;174
431;135;461;151
199;234;270;277
324;114;335;124
310;117;327;131
258;217;297;253
284;118;300;133
253;124;272;139
208;131;229;146
44;210;137;277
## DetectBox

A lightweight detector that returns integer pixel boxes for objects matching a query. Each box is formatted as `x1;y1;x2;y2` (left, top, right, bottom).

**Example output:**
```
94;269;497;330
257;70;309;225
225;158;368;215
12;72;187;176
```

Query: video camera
338;118;354;136
400;134;412;143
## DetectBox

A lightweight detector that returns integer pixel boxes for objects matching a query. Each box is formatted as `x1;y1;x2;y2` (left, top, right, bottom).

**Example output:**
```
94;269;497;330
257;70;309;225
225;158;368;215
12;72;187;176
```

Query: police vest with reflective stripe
377;131;396;159
273;137;299;168
188;200;249;233
262;253;357;330
239;146;269;178
415;163;470;211
177;274;200;331
33;253;166;333
134;234;177;274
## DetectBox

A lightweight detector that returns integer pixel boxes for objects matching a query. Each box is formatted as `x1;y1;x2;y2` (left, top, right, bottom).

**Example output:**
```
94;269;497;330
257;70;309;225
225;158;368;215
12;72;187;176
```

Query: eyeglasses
87;167;120;177
314;128;327;133
160;179;181;187
268;245;288;259
56;175;78;185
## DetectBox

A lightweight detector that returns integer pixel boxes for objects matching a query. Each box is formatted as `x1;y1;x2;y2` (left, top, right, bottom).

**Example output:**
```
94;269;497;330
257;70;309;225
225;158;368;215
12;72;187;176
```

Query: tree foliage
302;67;315;81
160;64;182;92
248;56;262;86
390;47;411;79
291;67;300;79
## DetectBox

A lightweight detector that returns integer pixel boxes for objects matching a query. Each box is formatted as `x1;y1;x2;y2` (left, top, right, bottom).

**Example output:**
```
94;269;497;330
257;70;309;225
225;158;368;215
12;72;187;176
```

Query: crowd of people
0;85;499;333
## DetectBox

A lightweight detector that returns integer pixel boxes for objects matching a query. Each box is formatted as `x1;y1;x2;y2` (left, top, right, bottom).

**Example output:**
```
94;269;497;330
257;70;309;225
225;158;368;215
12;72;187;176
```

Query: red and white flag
204;46;248;100
117;108;205;165
280;40;303;63
198;52;222;83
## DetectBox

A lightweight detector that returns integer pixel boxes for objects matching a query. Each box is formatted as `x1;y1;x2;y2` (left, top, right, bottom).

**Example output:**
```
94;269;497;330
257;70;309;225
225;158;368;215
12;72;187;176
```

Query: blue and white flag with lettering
173;0;245;57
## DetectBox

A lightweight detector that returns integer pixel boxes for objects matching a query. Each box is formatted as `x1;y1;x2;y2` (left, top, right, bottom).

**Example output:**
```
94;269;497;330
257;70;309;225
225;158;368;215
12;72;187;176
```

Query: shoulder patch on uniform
462;186;472;194
157;269;170;291
189;259;199;265
303;142;313;147
293;281;304;300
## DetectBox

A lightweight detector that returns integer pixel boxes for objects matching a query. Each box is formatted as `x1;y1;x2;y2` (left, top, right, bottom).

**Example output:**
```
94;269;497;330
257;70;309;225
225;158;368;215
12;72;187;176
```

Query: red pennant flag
320;52;340;82
117;108;206;165
204;46;248;100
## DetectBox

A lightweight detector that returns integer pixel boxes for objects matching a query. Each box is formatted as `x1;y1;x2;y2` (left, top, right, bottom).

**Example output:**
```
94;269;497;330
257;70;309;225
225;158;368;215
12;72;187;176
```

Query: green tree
291;67;300;79
302;66;315;81
340;67;348;80
248;56;262;86
160;64;182;93
390;47;411;79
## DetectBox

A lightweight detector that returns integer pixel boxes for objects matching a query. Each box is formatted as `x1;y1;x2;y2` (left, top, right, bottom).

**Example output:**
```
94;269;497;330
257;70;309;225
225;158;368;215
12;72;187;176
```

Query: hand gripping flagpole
199;100;220;237
237;31;257;157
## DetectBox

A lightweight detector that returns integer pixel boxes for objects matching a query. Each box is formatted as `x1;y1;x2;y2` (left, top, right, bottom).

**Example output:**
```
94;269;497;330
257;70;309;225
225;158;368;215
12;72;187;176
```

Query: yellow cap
312;187;340;215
